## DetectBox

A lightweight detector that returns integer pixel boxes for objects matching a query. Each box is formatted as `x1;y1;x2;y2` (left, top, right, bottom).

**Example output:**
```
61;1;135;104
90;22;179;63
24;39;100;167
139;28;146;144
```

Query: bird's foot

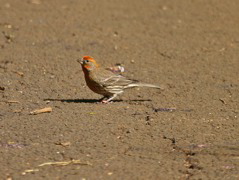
98;94;117;104
101;100;111;104
96;97;111;104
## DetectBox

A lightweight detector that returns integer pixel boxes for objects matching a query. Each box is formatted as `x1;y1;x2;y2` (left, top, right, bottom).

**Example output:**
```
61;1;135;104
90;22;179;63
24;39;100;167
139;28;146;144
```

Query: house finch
78;56;163;103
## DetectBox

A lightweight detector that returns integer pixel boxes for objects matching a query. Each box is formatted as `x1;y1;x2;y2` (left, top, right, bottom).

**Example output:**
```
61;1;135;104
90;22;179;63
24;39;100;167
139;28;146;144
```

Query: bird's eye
84;60;89;63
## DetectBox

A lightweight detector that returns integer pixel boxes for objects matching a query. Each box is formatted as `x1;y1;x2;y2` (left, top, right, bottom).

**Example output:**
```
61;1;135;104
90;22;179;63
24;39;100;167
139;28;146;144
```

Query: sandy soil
0;0;239;179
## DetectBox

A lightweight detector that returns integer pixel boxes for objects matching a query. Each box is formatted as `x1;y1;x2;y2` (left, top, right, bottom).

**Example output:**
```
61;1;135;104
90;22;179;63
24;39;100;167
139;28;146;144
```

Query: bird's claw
96;99;112;104
100;100;112;104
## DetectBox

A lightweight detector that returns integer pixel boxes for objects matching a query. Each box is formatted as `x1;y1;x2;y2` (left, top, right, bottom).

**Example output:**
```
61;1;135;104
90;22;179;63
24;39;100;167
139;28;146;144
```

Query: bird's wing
102;75;135;86
96;70;137;87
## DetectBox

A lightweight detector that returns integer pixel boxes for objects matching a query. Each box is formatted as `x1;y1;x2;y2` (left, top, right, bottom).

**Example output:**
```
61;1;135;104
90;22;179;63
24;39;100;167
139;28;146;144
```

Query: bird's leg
98;96;108;102
101;94;118;103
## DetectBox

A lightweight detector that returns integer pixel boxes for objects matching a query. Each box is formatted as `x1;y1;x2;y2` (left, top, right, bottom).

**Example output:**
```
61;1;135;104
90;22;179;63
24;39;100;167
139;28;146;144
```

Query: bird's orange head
78;56;99;71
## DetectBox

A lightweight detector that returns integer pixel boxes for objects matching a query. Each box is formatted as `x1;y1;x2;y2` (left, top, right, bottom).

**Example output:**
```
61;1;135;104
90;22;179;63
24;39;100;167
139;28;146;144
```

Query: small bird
78;56;163;103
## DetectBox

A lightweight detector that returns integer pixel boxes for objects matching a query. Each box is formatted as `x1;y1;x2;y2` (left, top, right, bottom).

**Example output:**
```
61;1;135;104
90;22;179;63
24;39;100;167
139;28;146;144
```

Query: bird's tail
127;83;164;89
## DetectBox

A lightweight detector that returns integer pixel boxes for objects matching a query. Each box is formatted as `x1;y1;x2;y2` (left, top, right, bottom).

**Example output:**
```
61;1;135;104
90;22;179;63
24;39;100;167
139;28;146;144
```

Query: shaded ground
0;0;239;179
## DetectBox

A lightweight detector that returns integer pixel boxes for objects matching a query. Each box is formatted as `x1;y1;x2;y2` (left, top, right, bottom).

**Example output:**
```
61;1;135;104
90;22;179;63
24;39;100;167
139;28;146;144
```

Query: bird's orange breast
83;71;111;96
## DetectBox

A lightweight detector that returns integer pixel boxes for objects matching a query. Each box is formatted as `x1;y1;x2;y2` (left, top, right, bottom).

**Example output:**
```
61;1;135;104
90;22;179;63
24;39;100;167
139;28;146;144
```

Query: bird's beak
77;58;83;64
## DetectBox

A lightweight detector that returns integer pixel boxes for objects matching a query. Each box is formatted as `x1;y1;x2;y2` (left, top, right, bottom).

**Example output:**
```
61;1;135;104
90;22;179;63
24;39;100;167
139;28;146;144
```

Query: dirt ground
0;0;239;179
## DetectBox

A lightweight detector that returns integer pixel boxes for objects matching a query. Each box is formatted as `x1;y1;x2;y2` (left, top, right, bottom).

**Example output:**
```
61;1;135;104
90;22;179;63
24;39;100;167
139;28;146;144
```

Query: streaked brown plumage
78;56;162;103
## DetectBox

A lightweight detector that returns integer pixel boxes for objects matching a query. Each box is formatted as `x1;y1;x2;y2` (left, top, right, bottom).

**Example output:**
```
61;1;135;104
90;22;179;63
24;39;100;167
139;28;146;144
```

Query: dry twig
30;107;52;115
38;159;91;166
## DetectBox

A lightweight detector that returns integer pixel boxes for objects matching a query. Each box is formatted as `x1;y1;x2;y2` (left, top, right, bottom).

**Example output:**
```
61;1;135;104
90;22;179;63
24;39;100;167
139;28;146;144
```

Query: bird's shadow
44;98;151;104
